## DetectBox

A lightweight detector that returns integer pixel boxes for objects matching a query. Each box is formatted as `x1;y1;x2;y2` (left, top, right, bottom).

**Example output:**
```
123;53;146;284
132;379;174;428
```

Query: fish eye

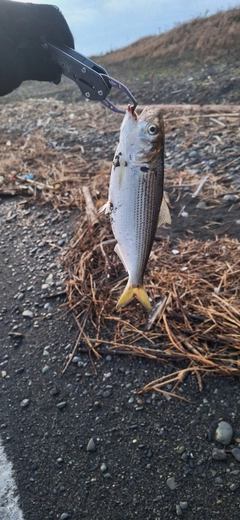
147;124;158;135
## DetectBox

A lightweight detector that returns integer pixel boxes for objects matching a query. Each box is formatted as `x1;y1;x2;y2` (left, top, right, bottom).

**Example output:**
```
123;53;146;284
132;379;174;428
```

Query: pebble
176;504;182;516
72;356;81;364
50;387;59;396
196;201;206;209
56;401;67;410
223;194;236;202
229;483;238;492
166;477;176;490
41;284;49;290
102;390;111;398
87;438;96;452
45;274;53;285
42;365;50;374
236;220;240;225
60;514;69;520
232;448;240;462
181;211;189;218
100;463;108;473
212;448;227;461
179;501;188;510
22;310;34;319
20;399;30;408
215;421;233;446
44;303;52;311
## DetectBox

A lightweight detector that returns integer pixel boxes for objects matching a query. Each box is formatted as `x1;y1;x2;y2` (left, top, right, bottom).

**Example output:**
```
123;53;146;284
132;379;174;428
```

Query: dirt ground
0;9;240;520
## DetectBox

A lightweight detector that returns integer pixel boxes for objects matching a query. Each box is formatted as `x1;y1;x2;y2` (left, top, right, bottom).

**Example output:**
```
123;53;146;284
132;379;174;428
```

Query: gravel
0;80;239;519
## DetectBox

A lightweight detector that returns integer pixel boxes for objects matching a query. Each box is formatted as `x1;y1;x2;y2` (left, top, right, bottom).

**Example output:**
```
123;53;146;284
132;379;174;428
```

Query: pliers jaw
43;43;137;114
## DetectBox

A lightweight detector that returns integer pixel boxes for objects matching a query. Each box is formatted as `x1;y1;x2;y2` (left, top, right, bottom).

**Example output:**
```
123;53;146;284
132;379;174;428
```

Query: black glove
0;0;74;96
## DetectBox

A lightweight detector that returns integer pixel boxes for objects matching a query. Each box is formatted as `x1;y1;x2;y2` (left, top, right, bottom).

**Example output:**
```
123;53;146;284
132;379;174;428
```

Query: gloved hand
0;0;74;96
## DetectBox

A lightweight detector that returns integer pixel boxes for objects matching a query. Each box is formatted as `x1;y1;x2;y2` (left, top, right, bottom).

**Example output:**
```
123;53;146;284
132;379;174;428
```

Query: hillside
96;8;240;67
1;8;239;106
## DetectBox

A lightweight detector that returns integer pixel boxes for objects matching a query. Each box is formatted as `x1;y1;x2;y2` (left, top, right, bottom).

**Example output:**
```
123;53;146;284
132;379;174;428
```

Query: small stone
223;194;236;202
229;483;238;492
215;421;233;446
212;448;227;461
179;501;188;510
60;514;69;520
87;438;96;452
166;477;176;490
232;448;240;462
172;249;179;255
45;274;53;285
215;477;223;484
72;356;81;364
181;211;189;218
41;284;49;290
56;401;67;410
50;387;59;396
20;399;30;408
100;463;108;473
102;390;111;398
176;504;182;516
236;220;240;225
22;310;34;319
42;365;50;374
196;201;206;209
175;446;185;455
44;303;52;311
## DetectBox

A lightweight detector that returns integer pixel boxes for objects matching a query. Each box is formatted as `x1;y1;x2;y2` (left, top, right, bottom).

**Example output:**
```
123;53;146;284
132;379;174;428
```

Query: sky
16;0;239;56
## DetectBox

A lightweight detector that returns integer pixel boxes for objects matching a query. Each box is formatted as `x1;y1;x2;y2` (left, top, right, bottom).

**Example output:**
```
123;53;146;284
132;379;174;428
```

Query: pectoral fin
117;281;152;311
157;195;171;227
98;200;112;214
114;243;128;271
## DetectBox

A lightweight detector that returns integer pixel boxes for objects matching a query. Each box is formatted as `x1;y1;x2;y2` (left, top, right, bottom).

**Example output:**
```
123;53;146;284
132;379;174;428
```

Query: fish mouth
127;104;138;120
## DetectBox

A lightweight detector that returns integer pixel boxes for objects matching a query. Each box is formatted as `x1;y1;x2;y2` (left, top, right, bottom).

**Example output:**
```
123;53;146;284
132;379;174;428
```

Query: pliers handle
44;43;137;114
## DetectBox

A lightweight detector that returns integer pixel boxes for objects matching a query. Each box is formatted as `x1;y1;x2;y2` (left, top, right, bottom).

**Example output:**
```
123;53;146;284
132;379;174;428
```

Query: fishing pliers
43;43;137;114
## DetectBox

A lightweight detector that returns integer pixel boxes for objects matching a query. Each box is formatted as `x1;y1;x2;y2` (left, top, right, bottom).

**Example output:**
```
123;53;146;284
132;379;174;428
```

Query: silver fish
101;105;171;310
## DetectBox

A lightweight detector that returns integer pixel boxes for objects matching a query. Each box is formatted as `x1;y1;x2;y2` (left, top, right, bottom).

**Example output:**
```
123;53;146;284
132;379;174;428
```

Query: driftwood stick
82;185;99;226
129;104;240;114
192;175;209;198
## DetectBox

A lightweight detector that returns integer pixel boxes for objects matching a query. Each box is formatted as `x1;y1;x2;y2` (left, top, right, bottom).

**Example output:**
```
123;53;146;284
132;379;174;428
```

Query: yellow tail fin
116;282;152;311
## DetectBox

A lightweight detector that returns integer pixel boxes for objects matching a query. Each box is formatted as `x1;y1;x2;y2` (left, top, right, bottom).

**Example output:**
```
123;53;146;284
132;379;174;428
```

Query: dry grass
97;8;240;65
61;166;240;399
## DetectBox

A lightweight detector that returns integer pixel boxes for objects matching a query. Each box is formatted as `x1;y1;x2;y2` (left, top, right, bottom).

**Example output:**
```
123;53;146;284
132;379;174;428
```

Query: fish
100;105;171;310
